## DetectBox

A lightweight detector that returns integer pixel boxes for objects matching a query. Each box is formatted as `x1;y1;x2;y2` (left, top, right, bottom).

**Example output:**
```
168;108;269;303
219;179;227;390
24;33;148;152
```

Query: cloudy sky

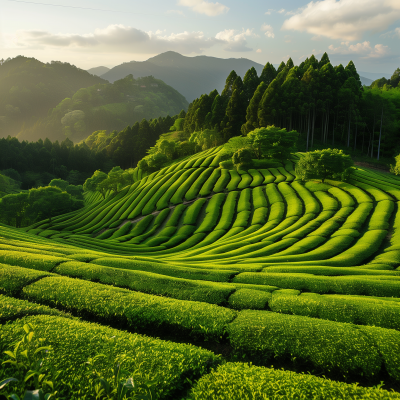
1;0;399;74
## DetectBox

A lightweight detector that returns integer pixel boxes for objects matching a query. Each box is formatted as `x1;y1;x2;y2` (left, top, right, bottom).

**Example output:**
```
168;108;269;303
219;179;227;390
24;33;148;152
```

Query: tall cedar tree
243;67;260;104
260;62;277;86
241;81;267;135
223;88;246;141
221;70;238;98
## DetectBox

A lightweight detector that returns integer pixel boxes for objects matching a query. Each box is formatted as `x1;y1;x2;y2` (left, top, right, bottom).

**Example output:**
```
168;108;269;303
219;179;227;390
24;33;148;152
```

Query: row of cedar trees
183;52;397;159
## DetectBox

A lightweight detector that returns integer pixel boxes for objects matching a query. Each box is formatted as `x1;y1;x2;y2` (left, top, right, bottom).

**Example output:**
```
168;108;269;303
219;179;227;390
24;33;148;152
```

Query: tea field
2;146;400;399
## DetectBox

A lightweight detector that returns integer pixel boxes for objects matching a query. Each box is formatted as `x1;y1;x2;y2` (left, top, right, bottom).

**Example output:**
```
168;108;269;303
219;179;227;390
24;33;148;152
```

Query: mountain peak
147;51;186;66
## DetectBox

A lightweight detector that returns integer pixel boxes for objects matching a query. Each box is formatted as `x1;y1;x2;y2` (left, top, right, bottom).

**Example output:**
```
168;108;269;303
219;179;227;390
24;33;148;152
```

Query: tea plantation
2;146;400;399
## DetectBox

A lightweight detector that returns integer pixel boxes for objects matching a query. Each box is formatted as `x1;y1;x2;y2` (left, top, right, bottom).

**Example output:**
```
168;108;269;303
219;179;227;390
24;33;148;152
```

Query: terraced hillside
2;147;400;398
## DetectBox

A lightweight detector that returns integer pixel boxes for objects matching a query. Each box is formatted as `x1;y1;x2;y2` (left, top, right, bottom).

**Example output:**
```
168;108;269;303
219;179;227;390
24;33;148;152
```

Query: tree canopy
247;126;299;161
295;148;354;183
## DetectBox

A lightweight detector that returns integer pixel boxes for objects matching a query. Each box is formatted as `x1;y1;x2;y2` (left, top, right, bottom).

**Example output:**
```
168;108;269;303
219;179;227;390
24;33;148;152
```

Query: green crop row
0;314;218;399
269;290;400;330
188;362;400;400
22;275;237;340
235;272;400;297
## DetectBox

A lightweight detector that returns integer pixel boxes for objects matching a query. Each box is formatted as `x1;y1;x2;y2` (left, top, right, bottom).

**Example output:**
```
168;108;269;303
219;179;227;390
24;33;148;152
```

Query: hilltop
0;56;106;138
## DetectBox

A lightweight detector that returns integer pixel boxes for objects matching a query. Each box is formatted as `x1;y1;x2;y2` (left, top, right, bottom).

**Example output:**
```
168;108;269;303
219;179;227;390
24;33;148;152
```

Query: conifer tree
260;62;277;86
241;81;267;135
221;70;238;98
243;67;260;103
286;58;294;70
277;61;286;73
318;52;330;69
223;89;246;141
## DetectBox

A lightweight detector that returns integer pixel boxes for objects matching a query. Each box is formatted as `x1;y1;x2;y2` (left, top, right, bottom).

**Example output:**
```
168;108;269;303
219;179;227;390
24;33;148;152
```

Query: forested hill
17;74;188;143
0;56;106;138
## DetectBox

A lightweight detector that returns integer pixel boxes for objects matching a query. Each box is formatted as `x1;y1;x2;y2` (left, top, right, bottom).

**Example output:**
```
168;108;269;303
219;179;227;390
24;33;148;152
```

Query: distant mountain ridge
96;51;378;102
87;66;110;76
99;52;267;102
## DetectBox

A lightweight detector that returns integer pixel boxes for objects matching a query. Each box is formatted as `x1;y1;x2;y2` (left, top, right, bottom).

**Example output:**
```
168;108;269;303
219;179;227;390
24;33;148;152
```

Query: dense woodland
0;114;180;189
179;53;400;159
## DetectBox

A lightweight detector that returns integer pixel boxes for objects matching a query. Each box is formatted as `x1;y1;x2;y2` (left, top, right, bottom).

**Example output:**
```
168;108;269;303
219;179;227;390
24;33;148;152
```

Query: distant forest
0;114;180;189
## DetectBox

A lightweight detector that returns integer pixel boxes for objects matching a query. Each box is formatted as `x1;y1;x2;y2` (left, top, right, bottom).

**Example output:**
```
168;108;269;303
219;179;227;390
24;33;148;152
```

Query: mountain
358;71;392;80
0;56;107;138
100;52;380;102
18;74;188;143
360;76;373;86
100;51;266;102
87;66;111;76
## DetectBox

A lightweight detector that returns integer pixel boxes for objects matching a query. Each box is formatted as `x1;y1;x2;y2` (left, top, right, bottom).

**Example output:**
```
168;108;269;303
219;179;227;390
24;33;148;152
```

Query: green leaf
33;347;51;356
0;377;19;389
23;390;41;400
3;351;16;359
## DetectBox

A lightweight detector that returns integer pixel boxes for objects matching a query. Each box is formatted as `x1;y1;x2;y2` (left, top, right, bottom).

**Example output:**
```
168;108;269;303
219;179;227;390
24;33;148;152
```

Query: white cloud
282;0;400;41
10;25;222;54
178;0;229;16
215;29;254;51
396;27;400;37
256;48;262;53
265;8;274;15
261;24;275;38
328;40;389;58
278;9;285;13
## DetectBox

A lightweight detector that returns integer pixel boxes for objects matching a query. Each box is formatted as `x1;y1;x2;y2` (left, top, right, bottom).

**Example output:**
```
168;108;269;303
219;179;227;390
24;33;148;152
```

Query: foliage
390;153;400;175
296;148;354;182
0;193;29;227
189;129;222;151
247;126;299;161
232;149;253;171
0;323;57;399
221;136;251;157
84;167;132;198
25;186;82;223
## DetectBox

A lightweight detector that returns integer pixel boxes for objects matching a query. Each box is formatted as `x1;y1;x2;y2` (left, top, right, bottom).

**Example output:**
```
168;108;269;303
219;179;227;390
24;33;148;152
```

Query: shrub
296;149;353;183
188;362;400;400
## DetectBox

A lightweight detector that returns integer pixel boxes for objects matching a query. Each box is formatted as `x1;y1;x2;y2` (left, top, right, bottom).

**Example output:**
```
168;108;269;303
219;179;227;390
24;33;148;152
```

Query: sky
1;0;399;75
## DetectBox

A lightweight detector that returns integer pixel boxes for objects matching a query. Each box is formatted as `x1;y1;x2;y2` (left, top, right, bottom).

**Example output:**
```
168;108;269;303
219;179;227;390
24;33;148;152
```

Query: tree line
0;113;182;189
177;53;400;161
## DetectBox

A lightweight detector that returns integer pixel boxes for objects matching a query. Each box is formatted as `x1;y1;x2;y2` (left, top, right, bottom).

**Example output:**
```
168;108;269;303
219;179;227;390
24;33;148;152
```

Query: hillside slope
0;56;106;138
3;149;400;397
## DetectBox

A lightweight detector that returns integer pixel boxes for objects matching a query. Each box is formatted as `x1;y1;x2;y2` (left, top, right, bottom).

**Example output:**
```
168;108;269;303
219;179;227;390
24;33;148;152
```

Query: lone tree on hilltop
296;148;353;183
247;126;299;161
